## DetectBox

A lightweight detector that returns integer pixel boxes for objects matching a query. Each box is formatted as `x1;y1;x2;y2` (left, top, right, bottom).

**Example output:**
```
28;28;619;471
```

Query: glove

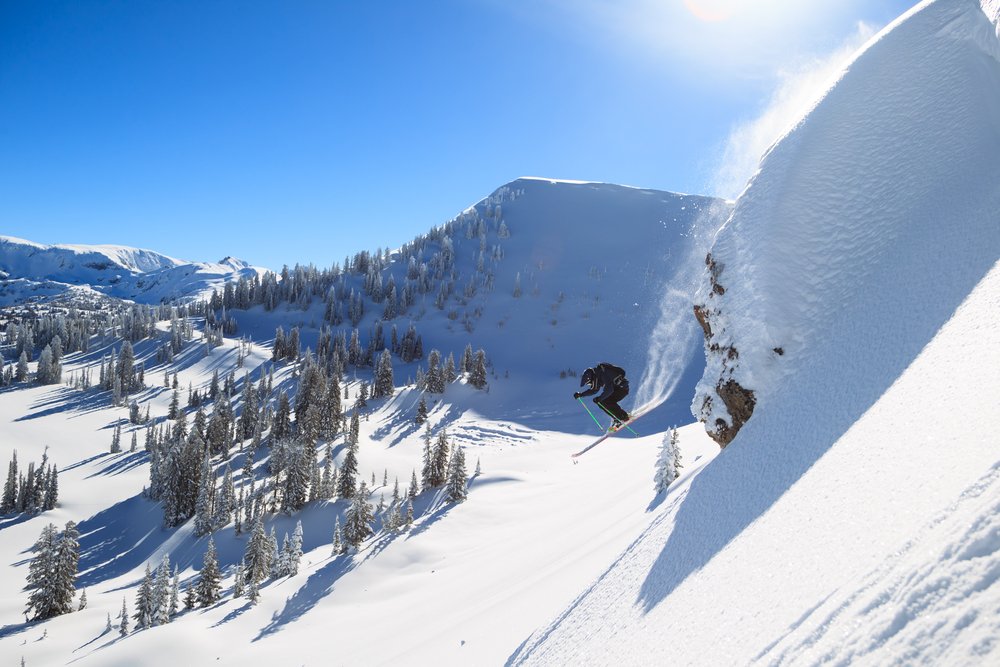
573;392;582;399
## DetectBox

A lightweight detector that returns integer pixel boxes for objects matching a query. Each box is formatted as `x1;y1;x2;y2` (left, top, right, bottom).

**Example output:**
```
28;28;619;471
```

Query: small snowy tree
446;446;468;502
343;482;374;548
119;597;130;635
654;427;683;493
133;564;155;629
197;537;222;607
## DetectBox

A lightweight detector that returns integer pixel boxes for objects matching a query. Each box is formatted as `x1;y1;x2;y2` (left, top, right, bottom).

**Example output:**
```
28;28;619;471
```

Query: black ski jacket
578;362;628;402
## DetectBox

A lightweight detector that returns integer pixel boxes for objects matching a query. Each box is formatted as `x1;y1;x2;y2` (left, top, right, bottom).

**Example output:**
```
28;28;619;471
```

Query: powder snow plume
634;201;729;411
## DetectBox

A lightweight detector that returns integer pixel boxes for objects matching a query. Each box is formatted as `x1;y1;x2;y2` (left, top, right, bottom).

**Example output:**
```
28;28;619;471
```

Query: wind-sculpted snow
513;0;1000;664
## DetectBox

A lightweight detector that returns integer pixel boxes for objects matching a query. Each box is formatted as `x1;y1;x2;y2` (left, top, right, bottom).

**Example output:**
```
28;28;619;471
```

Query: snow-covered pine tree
415;396;428;425
287;521;303;575
373;349;394;399
233;563;245;598
183;583;196;610
244;517;271;586
2;451;18;514
420;425;433;489
152;555;171;626
197;537;222;607
169;566;180;618
409;469;419;500
194;453;215;536
168;388;180;420
430;430;450;488
133;564;155;629
119;598;130;635
16;351;29;382
426;350;444;394
337;420;360;499
654;427;683;493
343;481;374;548
469;350;488;390
24;524;62;621
110;424;122;454
446;446;468;502
332;516;344;556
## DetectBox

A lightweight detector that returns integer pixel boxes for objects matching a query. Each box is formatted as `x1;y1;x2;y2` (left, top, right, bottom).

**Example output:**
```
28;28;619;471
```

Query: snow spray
634;202;730;410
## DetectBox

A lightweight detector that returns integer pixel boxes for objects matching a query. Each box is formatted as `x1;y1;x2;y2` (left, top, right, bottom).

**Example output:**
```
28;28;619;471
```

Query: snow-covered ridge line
0;235;268;305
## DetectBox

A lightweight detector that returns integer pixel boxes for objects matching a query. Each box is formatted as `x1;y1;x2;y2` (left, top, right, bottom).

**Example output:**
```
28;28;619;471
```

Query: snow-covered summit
0;235;266;305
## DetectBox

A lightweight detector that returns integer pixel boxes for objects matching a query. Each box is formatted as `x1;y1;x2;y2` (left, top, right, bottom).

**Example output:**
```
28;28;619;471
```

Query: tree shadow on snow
253;554;358;641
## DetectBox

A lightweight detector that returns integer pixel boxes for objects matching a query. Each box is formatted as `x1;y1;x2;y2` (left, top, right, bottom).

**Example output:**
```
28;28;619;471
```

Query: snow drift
512;0;1000;663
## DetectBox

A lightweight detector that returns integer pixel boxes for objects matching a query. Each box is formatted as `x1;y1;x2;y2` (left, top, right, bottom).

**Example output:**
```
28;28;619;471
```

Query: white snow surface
514;0;1000;664
0;235;266;304
2;0;1000;664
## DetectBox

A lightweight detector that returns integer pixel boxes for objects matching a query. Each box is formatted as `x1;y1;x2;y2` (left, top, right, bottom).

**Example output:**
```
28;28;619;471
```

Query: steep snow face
512;0;1000;664
0;236;265;304
693;0;1000;443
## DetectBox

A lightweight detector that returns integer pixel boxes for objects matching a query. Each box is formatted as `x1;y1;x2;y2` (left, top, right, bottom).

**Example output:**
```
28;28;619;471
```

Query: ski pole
577;397;607;433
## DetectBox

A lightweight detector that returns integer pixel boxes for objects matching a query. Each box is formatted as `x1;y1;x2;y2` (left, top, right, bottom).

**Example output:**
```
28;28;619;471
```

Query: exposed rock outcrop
693;253;756;448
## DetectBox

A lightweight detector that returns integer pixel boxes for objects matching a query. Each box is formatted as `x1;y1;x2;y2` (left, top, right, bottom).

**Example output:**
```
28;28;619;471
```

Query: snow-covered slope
0;179;729;666
512;0;1000;663
0;236;266;305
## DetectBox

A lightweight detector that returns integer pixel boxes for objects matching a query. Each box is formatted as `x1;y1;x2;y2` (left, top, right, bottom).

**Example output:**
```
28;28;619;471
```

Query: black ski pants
596;385;629;422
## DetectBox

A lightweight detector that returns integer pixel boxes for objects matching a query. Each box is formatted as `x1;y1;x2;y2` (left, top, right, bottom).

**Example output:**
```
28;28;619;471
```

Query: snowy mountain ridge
0;235;266;306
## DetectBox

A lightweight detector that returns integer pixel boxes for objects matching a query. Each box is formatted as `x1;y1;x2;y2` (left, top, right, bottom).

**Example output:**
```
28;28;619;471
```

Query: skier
574;362;630;427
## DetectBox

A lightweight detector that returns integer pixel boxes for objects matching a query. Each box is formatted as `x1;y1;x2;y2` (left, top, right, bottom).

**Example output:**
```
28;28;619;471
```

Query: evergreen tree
24;524;60;620
133;564;155;629
36;345;54;384
194;454;215;536
343;482;374;548
244;517;271;586
420;425;433;489
332;516;344;556
469;350;488;390
288;521;304;575
425;350;444;394
446;445;468;502
373;349;394;399
183;583;197;610
197;537;222;607
654;427;683;493
169;567;180;618
408;469;419;500
168;389;180;420
415;396;428;426
430;430;450;488
152;555;171;625
119;598;130;635
78;588;87;610
337;421;359;499
16;350;29;382
2;451;18;514
232;563;245;598
110;424;122;454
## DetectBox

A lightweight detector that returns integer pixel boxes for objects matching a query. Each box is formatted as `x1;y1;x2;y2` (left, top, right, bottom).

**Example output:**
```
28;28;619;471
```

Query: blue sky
1;0;915;269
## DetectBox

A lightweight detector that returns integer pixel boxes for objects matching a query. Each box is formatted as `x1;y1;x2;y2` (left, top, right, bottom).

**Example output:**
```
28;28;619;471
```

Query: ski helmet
580;367;596;388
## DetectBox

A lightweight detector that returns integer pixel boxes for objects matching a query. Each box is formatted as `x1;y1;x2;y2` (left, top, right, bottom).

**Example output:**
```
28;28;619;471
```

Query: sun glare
683;0;734;22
